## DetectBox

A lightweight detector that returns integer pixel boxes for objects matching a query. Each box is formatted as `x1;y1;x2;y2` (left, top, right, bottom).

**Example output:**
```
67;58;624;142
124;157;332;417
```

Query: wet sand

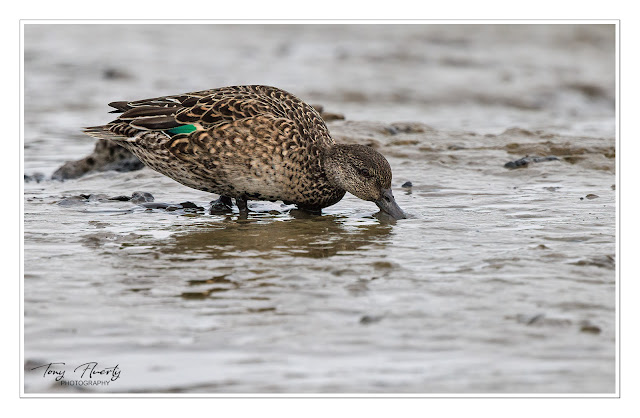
23;24;615;393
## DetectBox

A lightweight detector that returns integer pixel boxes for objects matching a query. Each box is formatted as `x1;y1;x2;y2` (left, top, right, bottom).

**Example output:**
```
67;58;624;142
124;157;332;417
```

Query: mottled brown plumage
84;85;405;218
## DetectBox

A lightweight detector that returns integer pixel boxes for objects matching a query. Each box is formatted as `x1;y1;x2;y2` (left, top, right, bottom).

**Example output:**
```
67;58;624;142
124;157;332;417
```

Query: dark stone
131;191;155;203
401;181;413;188
311;104;345;121
359;315;383;325
103;68;131;80
579;321;602;334
24;172;45;183
178;201;200;209
115;194;154;202
52;140;144;180
504;158;530;169
139;200;203;212
321;112;345;121
140;202;171;210
504;155;559;169
567;83;608;99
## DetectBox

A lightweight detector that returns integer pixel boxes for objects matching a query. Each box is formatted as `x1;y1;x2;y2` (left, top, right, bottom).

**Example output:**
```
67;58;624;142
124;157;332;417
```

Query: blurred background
24;24;614;174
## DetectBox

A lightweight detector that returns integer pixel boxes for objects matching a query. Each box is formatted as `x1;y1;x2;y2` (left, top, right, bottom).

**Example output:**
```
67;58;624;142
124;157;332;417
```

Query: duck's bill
375;189;406;220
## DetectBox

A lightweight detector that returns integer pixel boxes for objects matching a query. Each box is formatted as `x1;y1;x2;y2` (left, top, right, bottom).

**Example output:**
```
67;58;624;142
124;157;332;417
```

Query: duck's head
323;144;406;219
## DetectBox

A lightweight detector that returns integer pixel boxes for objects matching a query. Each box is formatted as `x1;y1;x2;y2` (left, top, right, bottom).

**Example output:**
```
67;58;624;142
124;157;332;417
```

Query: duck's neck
322;144;355;191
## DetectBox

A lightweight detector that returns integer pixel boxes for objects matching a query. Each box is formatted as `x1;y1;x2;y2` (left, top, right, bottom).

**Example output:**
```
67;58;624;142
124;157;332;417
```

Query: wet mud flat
23;120;615;393
23;23;615;393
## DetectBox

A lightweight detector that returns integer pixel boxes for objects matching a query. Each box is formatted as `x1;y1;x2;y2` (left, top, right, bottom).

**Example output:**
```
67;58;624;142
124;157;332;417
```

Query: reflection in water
106;211;396;304
155;213;393;259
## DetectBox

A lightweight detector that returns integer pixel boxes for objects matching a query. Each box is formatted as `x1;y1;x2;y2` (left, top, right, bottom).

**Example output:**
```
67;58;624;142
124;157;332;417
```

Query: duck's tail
83;125;135;143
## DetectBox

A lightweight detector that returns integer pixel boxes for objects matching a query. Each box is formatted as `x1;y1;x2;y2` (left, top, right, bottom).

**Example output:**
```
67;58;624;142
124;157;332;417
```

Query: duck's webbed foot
209;195;233;214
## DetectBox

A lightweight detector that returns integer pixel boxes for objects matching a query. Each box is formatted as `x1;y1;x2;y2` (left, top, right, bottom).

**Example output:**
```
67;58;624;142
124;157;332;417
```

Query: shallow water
23;23;616;393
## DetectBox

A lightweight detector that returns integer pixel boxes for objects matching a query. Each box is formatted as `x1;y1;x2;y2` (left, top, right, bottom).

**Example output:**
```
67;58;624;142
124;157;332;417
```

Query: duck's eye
359;168;372;178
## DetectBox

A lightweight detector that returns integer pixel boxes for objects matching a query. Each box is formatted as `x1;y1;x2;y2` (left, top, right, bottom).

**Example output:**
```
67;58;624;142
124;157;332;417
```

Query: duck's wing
109;86;318;129
85;85;328;142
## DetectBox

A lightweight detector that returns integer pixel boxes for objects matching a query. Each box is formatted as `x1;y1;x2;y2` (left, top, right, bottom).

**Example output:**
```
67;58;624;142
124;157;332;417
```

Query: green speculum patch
167;124;197;134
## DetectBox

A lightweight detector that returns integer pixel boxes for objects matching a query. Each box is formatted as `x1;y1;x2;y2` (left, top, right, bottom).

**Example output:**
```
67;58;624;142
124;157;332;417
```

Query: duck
84;85;406;219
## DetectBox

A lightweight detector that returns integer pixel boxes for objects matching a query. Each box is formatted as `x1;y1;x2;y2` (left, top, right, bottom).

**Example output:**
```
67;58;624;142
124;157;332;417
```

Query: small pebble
585;194;599;200
131;191;155;203
579;321;601;334
505;158;530;169
103;68;131;80
504;155;559;169
178;201;200;209
140;200;203;212
401;181;413;188
360;315;383;325
321;112;345;121
141;202;171;210
24;172;45;183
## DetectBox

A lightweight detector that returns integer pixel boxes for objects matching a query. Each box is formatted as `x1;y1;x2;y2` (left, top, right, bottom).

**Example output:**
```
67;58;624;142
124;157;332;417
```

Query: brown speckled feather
85;85;345;210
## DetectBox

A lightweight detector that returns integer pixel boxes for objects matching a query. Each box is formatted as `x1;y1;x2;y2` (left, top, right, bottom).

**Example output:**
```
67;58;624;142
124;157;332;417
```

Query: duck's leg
236;196;249;215
209;195;233;214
